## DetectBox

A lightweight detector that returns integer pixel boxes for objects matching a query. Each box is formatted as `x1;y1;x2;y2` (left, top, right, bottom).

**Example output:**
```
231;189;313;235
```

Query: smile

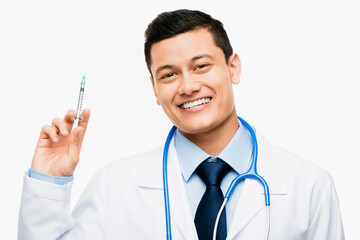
180;97;212;109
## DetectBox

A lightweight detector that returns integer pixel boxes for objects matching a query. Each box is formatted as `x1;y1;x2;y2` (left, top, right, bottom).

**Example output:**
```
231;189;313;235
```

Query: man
19;9;344;239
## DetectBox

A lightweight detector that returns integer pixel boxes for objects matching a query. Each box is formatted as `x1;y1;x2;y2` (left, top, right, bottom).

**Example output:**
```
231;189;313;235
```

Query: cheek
213;80;234;106
207;75;232;97
205;66;232;86
156;84;176;106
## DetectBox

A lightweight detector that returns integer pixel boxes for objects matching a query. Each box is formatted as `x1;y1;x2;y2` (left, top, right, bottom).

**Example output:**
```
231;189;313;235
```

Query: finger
63;109;77;132
77;108;91;133
51;118;69;136
39;125;60;142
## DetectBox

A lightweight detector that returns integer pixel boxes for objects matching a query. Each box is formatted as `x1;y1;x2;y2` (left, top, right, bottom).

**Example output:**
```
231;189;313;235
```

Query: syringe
72;75;86;127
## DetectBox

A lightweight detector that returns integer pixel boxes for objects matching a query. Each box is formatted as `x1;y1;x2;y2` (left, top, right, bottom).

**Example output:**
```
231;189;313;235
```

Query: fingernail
53;137;58;142
63;129;69;135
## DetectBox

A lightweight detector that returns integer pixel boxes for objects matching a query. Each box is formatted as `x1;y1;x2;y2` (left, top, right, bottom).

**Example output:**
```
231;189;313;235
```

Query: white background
1;0;359;239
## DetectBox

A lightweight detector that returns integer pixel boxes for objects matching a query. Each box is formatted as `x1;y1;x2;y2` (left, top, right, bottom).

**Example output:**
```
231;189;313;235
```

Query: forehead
150;29;223;70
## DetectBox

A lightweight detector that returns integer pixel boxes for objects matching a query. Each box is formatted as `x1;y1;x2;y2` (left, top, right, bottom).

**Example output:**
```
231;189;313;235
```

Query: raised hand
31;108;91;176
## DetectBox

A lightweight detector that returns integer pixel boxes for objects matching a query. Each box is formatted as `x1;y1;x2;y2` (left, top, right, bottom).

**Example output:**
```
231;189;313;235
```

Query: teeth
181;98;211;109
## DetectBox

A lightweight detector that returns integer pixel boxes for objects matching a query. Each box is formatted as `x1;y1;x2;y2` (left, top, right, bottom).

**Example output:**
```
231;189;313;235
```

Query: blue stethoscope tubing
162;116;270;240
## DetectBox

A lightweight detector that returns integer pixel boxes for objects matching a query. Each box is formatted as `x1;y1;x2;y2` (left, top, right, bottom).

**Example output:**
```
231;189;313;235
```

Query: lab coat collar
136;129;287;239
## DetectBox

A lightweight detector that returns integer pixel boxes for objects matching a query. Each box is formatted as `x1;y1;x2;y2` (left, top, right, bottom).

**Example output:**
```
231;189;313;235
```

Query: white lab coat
18;132;345;239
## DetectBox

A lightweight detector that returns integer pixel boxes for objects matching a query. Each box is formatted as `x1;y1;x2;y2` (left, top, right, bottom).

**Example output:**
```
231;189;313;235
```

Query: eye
161;72;176;79
195;64;209;70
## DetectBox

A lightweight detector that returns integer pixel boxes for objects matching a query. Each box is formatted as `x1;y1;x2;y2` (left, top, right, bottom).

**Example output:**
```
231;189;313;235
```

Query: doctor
19;9;344;239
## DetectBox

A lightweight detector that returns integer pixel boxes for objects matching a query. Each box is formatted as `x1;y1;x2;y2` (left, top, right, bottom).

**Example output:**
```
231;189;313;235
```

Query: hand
31;108;91;176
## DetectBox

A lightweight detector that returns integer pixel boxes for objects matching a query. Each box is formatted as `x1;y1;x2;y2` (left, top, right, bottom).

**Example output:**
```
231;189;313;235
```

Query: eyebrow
154;54;214;76
155;65;175;76
190;54;214;62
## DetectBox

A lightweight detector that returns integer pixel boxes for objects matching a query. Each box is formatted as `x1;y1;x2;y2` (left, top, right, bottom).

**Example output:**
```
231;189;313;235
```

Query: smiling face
150;28;241;136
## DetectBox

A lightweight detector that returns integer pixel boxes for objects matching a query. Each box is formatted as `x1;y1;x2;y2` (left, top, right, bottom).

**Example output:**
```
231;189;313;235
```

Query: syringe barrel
75;76;86;120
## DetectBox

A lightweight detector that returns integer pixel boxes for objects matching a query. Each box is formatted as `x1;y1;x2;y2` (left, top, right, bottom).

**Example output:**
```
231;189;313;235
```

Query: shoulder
106;145;163;170
257;131;335;196
101;145;163;174
272;144;333;185
91;145;164;184
266;139;336;205
268;139;343;229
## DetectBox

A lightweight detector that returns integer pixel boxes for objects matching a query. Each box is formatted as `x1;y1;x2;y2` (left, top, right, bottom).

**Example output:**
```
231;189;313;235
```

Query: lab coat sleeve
306;176;345;240
18;168;107;240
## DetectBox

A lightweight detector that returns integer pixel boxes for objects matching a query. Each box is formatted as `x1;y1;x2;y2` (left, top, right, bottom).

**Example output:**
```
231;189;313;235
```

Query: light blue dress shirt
28;168;73;185
29;121;253;229
174;121;252;230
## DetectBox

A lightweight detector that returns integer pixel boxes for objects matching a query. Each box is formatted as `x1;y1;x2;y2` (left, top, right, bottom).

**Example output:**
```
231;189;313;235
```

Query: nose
178;73;201;96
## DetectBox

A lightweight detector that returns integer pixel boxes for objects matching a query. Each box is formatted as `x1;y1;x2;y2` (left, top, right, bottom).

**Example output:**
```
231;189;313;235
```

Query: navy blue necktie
195;159;231;240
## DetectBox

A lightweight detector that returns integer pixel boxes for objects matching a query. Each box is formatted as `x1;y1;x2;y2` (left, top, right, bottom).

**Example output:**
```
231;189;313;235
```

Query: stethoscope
162;116;271;240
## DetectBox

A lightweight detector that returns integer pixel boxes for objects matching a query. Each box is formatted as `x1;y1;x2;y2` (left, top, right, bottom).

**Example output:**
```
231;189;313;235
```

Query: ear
150;76;161;105
228;53;241;85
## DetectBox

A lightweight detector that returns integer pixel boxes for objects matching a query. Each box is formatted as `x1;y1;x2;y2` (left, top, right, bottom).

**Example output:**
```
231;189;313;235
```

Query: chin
178;119;218;135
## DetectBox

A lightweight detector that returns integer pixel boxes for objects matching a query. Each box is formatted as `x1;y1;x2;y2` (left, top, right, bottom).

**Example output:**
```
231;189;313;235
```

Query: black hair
144;9;233;75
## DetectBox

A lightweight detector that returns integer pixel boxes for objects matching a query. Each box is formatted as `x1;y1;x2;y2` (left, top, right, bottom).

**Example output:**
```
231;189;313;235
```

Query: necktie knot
195;159;231;187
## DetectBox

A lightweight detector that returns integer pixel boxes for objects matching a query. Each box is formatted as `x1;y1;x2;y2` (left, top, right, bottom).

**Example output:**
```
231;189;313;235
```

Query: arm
18;172;74;239
18;109;98;240
306;176;345;240
19;168;107;240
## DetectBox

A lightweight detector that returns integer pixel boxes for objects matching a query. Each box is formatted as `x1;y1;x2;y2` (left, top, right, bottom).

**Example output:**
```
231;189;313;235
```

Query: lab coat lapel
227;131;287;239
226;178;265;239
135;140;198;239
135;147;163;190
166;138;199;239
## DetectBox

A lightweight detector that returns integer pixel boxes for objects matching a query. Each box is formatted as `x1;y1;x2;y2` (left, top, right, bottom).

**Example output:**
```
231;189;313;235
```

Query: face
150;29;241;135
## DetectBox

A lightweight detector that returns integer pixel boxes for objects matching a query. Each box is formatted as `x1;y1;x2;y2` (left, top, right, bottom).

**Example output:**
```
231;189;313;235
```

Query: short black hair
144;9;233;75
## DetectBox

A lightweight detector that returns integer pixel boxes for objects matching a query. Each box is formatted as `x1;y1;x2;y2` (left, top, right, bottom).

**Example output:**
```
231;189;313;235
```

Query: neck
179;110;239;156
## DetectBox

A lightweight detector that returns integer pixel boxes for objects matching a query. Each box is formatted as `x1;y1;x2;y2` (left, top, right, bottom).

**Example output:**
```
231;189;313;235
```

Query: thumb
67;127;84;174
70;126;84;149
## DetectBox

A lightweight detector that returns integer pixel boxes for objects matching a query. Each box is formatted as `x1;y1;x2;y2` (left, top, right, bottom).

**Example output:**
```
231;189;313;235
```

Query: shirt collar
174;120;253;182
